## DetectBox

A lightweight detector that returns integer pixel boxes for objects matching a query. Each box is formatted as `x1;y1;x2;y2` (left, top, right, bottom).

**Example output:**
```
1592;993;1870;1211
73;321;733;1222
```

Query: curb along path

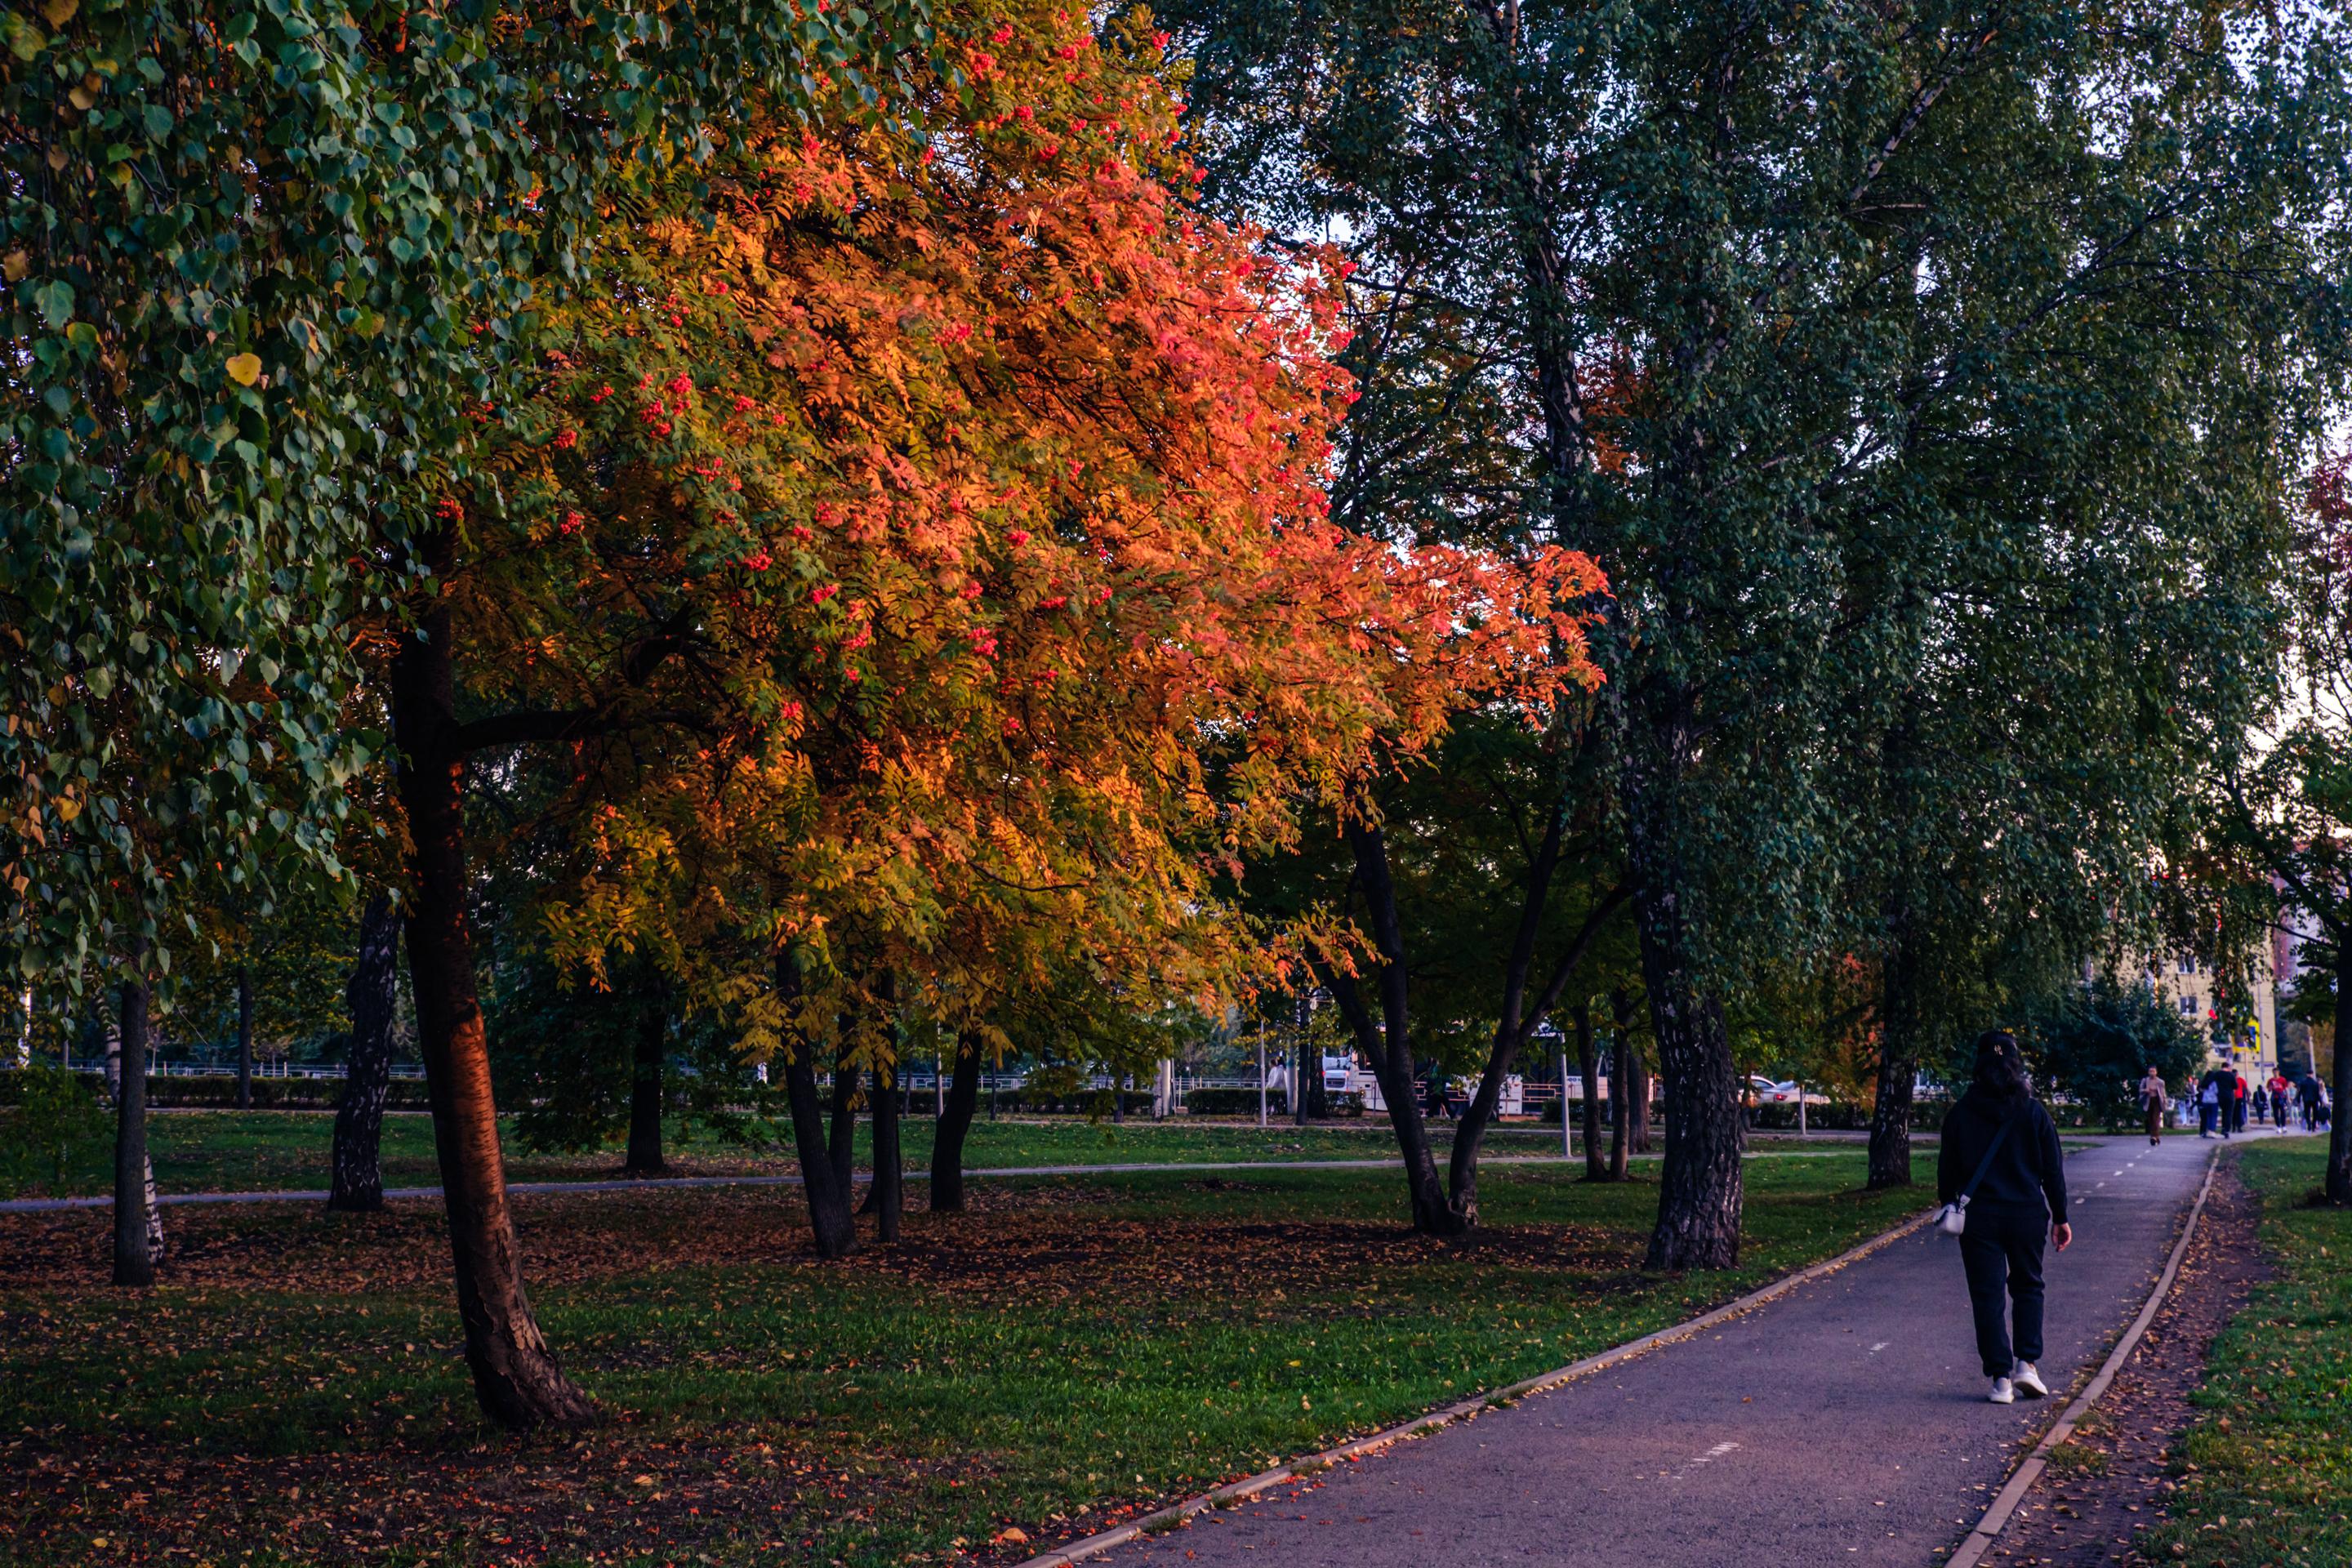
1076;1133;2221;1568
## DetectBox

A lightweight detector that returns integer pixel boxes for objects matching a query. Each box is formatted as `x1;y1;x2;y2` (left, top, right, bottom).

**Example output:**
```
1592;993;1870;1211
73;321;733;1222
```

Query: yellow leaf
42;0;77;25
225;352;262;385
1;250;25;283
68;82;95;111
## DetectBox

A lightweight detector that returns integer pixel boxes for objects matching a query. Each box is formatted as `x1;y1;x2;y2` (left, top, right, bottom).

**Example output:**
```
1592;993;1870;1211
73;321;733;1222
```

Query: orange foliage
460;2;1606;1049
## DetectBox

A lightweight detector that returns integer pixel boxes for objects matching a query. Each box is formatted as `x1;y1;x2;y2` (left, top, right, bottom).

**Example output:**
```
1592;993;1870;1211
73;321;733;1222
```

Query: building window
2180;996;2197;1016
2177;956;2197;975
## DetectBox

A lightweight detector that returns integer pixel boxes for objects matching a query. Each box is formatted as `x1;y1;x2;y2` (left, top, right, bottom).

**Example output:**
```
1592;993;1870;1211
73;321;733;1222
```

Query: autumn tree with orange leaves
408;0;1602;1348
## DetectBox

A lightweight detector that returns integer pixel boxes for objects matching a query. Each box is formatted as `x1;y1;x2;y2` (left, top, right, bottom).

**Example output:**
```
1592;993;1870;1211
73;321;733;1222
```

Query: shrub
0;1066;111;1197
142;1075;434;1111
1180;1087;1280;1117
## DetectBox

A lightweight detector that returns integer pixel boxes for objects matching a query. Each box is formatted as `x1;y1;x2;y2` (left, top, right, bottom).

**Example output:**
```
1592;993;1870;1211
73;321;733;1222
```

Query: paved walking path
0;1147;1869;1214
1100;1130;2254;1568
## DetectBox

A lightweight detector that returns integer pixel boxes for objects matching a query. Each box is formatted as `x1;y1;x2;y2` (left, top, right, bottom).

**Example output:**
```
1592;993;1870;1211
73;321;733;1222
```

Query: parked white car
1748;1076;1804;1106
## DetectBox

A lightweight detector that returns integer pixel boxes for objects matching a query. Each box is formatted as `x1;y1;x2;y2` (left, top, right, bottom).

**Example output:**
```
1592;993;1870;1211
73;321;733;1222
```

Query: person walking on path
2198;1073;2222;1138
2234;1070;2251;1134
1938;1030;2073;1405
2137;1067;2167;1147
2270;1071;2292;1129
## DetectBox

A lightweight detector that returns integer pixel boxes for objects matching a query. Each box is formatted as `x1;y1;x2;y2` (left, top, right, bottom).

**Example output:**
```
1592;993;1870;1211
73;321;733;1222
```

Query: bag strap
1959;1112;2018;1203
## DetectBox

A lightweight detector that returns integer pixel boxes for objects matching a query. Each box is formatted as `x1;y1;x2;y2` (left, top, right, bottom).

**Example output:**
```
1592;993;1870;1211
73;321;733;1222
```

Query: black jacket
1936;1086;2067;1218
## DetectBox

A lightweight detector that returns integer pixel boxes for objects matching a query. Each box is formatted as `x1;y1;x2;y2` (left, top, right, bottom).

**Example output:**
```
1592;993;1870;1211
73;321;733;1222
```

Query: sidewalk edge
1009;1201;1938;1568
1942;1147;2223;1568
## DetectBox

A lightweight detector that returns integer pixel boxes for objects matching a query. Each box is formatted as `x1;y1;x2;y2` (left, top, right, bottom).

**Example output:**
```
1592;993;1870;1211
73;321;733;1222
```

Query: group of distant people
2134;1064;2332;1145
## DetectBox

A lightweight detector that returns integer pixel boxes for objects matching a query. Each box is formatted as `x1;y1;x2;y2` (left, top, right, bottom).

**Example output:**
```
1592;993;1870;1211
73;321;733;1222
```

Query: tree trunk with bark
1624;723;1746;1270
1617;988;1653;1156
624;980;669;1176
871;1062;902;1241
112;964;155;1286
1609;1033;1632;1181
1638;954;1744;1268
235;964;254;1111
391;572;596;1430
1319;820;1461;1236
931;1034;983;1212
784;1058;858;1255
1867;920;1920;1189
775;954;858;1256
828;1047;857;1196
1441;770;1628;1226
98;1000;162;1253
2331;938;2352;1204
1298;994;1329;1119
329;889;402;1213
1575;1002;1606;1180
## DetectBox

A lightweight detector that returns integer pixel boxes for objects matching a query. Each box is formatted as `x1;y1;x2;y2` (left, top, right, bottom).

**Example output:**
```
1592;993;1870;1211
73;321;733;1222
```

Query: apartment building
2145;947;2278;1080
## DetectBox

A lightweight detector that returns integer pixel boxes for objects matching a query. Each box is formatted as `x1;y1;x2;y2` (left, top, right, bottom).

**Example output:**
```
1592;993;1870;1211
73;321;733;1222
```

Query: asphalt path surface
1102;1129;2239;1568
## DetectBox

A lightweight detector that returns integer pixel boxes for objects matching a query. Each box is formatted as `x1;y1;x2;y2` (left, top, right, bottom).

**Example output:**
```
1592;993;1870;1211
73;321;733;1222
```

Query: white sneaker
1989;1376;2016;1405
2011;1361;2048;1399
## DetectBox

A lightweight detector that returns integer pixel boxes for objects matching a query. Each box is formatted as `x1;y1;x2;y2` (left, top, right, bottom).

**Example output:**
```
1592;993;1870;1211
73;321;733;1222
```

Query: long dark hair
1971;1030;2033;1112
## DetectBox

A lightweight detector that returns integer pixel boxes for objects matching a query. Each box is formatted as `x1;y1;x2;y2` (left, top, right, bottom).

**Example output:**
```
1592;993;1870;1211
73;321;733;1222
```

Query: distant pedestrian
2270;1072;2291;1129
1939;1030;2072;1405
2320;1086;2334;1133
2198;1076;2221;1138
2234;1071;2251;1134
2137;1067;2167;1147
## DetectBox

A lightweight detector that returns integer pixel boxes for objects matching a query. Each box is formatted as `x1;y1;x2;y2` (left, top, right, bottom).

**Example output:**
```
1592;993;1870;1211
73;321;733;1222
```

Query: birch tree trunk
111;960;157;1285
329;890;401;1213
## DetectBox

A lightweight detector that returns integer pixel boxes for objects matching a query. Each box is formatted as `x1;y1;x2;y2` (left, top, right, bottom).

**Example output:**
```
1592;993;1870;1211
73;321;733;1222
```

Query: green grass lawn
2147;1142;2352;1566
3;1109;1843;1201
0;1151;1930;1567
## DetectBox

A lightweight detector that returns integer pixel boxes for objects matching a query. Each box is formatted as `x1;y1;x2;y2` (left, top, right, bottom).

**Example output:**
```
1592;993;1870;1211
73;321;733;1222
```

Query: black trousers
1958;1202;2047;1378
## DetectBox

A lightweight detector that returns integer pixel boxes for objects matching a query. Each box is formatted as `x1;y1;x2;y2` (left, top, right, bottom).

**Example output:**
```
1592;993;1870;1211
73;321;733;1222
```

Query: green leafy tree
2017;978;2205;1131
1833;492;2281;1190
2209;447;2352;1201
1175;0;2352;1263
1259;710;1635;1232
8;0;925;1419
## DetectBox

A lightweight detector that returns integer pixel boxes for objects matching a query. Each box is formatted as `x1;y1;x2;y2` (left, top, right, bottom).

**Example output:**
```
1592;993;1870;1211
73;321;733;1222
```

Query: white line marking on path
1869;1342;1890;1354
1665;1441;1741;1481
